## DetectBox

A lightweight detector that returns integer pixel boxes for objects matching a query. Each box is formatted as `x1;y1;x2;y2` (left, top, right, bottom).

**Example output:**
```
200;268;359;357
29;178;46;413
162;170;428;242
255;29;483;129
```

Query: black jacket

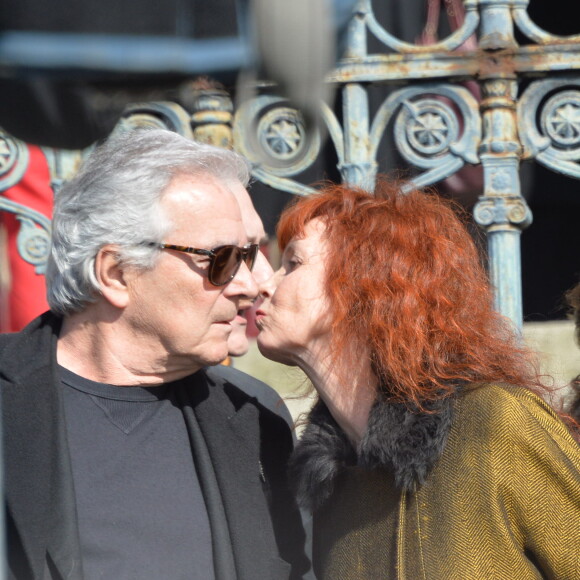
0;312;311;580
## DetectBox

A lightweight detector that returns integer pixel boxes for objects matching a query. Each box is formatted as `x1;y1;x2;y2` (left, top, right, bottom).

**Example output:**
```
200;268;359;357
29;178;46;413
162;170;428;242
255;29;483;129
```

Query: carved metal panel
232;0;580;329
2;0;580;330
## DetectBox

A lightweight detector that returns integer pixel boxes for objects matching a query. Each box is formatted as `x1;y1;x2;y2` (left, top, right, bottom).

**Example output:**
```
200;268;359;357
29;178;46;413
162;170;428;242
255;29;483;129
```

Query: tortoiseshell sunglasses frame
157;243;259;286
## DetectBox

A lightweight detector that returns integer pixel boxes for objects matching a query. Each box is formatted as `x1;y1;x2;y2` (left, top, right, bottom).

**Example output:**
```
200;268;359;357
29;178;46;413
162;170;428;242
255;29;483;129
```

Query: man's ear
95;245;131;309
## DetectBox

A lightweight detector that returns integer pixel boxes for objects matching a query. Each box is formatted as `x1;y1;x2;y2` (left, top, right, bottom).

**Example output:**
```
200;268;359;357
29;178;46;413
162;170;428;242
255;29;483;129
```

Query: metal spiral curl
473;196;532;229
0;197;52;274
0;132;29;190
113;102;194;139
395;98;459;164
16;217;51;273
512;0;580;44
233;96;324;195
363;0;479;54
518;78;580;179
369;84;481;191
540;91;580;152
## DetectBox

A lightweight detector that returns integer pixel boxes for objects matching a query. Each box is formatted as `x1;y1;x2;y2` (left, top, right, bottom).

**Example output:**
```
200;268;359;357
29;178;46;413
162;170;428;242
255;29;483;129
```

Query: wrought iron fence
2;0;580;330
232;0;580;329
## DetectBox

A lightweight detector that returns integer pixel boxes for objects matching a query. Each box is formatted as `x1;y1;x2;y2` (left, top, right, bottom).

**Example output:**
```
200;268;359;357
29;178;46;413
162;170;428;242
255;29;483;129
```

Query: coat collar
0;311;61;383
1;312;84;579
180;371;294;580
289;393;455;512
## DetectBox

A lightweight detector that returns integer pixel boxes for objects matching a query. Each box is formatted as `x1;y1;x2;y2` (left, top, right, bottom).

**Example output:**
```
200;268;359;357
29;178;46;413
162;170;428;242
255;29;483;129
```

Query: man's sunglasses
157;242;259;286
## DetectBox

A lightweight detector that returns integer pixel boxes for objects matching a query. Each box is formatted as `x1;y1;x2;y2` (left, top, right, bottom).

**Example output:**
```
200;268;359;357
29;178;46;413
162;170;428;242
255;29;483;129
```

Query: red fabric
1;145;53;332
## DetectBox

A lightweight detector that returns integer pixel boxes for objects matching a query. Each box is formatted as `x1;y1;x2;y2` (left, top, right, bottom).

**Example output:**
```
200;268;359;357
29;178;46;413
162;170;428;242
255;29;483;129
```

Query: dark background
1;0;578;320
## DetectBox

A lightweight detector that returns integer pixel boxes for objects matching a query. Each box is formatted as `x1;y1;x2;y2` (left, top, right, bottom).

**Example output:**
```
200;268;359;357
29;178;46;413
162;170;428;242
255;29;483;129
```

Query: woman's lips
254;309;266;329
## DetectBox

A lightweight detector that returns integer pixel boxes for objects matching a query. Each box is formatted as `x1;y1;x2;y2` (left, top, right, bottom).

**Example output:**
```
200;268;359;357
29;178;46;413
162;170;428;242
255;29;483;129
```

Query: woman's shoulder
460;382;556;413
454;382;578;454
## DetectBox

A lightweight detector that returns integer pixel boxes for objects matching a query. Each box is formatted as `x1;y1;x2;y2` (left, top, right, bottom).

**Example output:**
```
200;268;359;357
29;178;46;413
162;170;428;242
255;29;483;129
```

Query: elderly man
0;129;310;580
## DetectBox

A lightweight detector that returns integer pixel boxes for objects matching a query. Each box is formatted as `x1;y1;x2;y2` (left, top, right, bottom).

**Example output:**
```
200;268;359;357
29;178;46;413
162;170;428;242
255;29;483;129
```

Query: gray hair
46;128;251;315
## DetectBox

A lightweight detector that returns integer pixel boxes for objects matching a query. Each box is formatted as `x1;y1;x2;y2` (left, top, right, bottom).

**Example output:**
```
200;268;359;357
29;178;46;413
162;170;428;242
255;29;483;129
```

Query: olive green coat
294;384;580;579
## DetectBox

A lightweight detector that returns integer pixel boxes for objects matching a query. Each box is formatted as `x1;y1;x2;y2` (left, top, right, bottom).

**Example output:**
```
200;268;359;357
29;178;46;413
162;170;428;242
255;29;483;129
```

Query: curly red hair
277;178;543;410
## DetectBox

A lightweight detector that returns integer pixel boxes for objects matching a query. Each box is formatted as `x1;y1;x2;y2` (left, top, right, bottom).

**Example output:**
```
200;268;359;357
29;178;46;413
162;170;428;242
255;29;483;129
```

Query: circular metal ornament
234;97;321;177
113;102;194;139
0;133;30;190
540;90;580;150
258;107;306;161
16;217;51;272
394;98;459;166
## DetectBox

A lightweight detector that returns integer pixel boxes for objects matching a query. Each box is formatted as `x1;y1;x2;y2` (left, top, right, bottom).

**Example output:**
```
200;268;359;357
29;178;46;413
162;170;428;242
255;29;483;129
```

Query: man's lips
216;311;238;324
234;310;248;324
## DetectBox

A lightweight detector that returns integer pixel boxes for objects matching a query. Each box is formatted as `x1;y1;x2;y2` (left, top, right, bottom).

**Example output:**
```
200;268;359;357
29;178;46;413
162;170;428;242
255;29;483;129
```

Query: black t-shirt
60;366;215;580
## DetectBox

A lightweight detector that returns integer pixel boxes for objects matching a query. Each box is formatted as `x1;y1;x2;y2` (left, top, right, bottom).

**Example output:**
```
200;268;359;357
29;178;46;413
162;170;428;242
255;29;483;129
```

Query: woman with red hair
255;179;580;579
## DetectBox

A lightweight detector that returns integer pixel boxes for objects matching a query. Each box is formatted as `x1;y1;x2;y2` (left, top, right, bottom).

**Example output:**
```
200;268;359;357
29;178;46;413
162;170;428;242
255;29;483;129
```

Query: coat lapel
180;371;290;580
1;314;83;580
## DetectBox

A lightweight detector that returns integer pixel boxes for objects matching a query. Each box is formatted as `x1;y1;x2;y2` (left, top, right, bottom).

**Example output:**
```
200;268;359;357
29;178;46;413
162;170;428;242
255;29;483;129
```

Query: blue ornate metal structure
0;132;83;275
2;0;580;331
231;0;580;330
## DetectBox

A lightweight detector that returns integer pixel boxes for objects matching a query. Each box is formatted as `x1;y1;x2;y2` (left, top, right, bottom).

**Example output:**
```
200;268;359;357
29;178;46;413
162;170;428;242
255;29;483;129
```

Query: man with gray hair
0;129;310;580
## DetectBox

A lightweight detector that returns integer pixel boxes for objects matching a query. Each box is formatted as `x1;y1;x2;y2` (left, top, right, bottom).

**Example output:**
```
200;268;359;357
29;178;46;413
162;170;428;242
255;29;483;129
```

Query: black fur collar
289;394;455;511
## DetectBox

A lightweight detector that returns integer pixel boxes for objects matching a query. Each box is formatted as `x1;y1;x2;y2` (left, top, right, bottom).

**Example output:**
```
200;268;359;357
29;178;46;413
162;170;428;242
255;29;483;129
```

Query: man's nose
226;260;259;299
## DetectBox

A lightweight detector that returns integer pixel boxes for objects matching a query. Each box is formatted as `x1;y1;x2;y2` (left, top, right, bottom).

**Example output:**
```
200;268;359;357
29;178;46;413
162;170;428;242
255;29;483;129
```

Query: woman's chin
256;337;295;366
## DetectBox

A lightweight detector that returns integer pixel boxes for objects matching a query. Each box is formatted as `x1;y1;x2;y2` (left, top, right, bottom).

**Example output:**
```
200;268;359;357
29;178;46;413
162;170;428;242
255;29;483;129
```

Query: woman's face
256;218;331;366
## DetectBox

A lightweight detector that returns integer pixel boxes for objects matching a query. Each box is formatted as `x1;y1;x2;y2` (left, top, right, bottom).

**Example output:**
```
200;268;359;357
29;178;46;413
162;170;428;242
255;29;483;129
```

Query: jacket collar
179;371;293;580
289;393;455;512
0;311;61;383
1;312;84;579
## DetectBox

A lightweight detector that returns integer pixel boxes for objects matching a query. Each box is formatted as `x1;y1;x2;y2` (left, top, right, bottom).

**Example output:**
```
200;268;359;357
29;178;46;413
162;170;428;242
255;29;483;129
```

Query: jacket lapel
1;314;83;580
180;371;288;580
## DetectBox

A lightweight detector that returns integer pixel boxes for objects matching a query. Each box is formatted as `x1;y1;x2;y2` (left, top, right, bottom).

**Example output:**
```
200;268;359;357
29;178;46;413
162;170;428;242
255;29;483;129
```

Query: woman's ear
94;245;130;309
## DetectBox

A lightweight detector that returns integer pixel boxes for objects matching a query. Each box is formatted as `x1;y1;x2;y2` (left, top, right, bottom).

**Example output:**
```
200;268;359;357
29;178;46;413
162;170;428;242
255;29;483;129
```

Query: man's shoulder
0;331;16;350
0;312;59;376
205;365;294;427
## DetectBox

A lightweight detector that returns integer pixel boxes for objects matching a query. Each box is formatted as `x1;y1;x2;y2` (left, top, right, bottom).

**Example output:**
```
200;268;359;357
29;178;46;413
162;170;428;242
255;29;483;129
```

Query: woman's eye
285;258;301;271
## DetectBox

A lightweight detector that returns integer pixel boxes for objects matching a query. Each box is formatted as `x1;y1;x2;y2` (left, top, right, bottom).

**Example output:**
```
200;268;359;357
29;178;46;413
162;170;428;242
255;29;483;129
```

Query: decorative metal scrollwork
369;84;481;191
258;107;306;161
0;132;52;273
541;91;580;149
396;99;458;160
512;0;580;44
363;0;479;53
113;102;194;139
233;95;322;196
473;196;532;229
0;197;52;274
16;217;51;272
518;77;580;179
0;132;29;190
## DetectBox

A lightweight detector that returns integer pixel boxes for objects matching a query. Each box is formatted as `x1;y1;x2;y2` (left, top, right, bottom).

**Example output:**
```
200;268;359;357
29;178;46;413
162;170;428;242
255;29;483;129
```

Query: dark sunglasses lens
210;246;242;286
244;244;259;271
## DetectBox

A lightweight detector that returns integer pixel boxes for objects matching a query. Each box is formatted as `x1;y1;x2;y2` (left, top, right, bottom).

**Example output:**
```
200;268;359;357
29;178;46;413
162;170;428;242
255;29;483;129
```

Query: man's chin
226;339;250;358
195;344;232;368
227;324;250;357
